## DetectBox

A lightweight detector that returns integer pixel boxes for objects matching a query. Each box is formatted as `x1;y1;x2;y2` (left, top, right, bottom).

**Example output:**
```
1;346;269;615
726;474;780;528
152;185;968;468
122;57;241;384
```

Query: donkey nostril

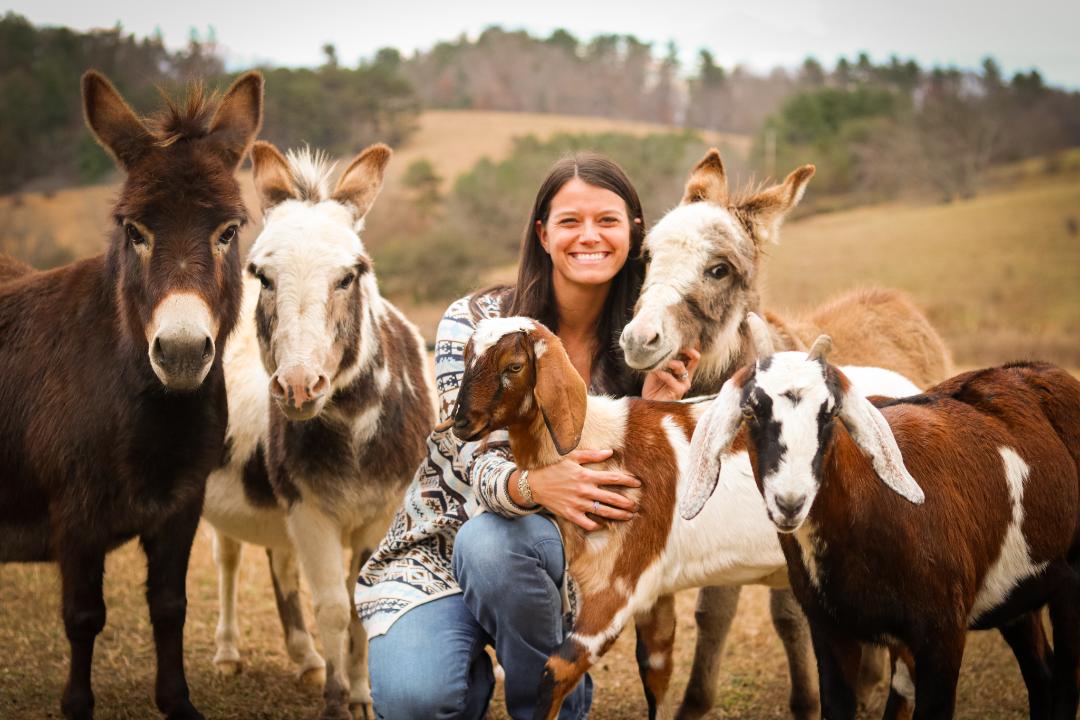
201;337;214;361
270;375;287;399
643;332;661;348
152;337;164;362
311;375;329;398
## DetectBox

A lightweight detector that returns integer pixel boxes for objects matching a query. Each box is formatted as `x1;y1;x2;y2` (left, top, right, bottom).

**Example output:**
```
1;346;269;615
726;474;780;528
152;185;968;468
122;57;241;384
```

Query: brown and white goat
202;142;435;720
684;320;1080;720
620;148;954;719
445;317;923;720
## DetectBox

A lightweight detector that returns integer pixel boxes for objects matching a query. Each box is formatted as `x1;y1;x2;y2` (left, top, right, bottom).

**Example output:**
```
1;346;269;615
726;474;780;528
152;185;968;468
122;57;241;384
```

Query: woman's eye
125;223;146;246
707;262;730;279
338;273;355;290
218;225;238;246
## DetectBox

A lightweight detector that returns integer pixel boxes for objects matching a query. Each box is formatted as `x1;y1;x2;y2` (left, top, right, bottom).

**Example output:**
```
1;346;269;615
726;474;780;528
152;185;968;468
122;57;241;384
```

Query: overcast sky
10;0;1080;88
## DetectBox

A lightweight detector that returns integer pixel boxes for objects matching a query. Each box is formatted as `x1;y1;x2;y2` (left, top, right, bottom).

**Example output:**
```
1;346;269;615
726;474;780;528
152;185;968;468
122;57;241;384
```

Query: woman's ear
536;219;550;253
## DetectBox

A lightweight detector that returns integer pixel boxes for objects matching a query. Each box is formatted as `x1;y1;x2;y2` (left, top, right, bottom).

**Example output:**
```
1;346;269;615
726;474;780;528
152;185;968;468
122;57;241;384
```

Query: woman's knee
369;640;477;719
453;513;564;589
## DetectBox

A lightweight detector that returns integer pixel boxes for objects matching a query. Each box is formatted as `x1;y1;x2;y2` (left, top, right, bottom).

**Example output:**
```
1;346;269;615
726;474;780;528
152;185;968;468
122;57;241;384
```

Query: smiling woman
357;152;701;719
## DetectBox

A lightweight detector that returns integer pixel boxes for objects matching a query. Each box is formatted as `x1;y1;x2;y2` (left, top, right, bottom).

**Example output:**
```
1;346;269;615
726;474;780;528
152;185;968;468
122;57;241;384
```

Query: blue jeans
368;513;592;719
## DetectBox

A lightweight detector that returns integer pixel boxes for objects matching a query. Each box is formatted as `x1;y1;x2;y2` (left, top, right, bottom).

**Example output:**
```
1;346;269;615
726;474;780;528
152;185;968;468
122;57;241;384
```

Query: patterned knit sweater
356;291;543;638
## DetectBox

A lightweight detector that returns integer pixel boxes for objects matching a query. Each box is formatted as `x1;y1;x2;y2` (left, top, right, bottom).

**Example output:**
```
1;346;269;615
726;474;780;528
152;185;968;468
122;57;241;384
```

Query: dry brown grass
0;525;1031;719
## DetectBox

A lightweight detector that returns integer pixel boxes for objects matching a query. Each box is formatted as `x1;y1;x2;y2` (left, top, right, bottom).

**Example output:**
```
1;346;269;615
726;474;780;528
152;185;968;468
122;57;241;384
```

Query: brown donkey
0;70;262;719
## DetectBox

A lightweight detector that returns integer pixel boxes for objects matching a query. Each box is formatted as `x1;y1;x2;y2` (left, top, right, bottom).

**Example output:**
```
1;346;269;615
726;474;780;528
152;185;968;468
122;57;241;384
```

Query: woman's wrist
508;469;538;508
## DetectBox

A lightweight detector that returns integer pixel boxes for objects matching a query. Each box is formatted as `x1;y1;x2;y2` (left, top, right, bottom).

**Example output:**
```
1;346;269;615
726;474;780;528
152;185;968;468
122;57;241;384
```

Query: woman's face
538;177;632;291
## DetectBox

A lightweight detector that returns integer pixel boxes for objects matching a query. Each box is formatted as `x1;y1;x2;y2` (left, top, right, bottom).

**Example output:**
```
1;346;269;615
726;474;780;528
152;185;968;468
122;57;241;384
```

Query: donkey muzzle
271;365;330;420
147;293;216;392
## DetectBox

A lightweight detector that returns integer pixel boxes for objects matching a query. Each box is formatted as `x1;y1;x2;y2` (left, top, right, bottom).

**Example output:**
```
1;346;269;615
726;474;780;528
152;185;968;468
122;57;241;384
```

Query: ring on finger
593;500;600;514
679;372;689;381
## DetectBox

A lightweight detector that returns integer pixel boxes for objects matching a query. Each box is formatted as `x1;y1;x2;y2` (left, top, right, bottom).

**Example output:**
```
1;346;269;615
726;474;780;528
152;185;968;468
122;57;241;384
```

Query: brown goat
685;326;1080;720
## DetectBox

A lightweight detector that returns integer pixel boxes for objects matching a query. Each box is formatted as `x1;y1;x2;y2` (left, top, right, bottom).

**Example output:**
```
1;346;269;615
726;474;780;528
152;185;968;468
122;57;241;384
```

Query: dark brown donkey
0;70;262;719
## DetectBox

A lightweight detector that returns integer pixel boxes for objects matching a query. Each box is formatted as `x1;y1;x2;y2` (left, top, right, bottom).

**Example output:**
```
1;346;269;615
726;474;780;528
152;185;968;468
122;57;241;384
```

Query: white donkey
203;142;435;720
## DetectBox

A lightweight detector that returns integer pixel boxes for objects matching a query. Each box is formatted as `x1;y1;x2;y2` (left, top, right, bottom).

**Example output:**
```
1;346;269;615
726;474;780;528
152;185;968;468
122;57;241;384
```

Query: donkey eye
338;273;355;290
706;262;730;279
125;223;146;246
218;225;238;246
255;271;273;291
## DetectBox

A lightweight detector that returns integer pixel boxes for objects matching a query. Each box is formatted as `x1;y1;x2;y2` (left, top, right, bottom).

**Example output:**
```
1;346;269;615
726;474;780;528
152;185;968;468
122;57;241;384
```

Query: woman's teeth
571;252;609;261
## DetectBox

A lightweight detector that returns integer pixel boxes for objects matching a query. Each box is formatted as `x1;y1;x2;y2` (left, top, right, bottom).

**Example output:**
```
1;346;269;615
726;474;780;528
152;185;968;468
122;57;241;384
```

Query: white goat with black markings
202;142;435;720
684;315;1080;720
444;317;921;720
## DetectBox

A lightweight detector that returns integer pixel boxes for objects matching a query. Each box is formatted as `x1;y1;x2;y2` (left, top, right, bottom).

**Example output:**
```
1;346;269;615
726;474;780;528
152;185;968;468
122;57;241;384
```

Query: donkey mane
148;83;219;146
285;147;337;203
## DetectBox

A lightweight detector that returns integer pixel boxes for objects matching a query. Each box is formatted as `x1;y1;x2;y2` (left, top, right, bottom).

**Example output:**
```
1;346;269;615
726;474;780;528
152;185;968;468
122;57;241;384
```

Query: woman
358;153;699;719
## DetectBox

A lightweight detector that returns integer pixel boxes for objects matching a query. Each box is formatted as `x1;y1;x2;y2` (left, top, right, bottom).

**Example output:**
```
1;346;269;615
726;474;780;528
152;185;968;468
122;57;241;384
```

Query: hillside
0;109;748;264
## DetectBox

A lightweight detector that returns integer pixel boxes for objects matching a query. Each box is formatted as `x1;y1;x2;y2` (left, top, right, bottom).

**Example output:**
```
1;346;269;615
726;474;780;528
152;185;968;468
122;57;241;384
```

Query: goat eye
506;363;523;373
218;225;238;246
338;273;355;290
255;271;273;291
125;223;146;246
706;262;730;279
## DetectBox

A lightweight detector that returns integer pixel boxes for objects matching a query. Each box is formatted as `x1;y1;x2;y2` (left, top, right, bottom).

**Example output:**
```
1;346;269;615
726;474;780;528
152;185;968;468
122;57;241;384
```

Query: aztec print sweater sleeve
435;294;539;518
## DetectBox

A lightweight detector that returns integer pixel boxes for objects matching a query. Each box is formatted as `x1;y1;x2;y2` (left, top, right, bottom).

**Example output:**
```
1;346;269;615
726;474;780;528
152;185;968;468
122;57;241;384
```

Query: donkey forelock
285;146;338;204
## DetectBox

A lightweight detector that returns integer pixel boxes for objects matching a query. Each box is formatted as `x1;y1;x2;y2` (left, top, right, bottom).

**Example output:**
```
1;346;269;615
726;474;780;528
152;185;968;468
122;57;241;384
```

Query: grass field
0;528;1035;719
0;115;1075;718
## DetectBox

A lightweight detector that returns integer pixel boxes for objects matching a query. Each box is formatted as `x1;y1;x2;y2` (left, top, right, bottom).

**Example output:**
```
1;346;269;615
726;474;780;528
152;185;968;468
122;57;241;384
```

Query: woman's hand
642;348;701;401
522;449;640;531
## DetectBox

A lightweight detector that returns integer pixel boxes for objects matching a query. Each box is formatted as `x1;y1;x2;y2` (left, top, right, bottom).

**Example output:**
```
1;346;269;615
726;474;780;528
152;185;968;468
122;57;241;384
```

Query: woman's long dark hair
474;152;646;396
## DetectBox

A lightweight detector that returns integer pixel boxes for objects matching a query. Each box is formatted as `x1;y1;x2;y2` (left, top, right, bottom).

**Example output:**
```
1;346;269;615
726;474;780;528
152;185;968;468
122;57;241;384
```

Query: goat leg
635;594;677;720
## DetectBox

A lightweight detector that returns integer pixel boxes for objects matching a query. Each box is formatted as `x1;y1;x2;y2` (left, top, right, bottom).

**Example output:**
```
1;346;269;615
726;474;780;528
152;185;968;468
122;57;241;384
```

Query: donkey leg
211;530;243;676
677;585;741;720
141;501;205;720
58;542;107;720
267;547;325;687
999;611;1052;720
769;587;821;720
635;594;678;720
288;503;352;720
346;545;374;720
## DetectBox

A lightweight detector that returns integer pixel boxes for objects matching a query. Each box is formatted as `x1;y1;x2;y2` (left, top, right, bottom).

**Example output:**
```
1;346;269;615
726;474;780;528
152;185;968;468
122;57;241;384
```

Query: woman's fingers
567;447;614;465
568;511;600;532
588;500;634;521
590;487;637;511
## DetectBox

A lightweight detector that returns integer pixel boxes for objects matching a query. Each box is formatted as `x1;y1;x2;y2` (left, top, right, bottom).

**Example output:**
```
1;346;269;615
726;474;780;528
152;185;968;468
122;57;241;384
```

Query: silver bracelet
516;469;537;507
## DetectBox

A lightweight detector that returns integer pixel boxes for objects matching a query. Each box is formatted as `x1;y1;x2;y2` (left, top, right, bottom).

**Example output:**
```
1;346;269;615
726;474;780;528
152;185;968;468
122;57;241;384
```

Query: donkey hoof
319;704;352;720
214;660;242;677
299;665;326;688
349;701;374;720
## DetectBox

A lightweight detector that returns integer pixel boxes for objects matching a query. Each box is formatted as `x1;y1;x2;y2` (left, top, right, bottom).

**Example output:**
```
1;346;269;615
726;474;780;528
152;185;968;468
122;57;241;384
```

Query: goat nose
153;333;214;374
775;493;807;518
271;367;329;409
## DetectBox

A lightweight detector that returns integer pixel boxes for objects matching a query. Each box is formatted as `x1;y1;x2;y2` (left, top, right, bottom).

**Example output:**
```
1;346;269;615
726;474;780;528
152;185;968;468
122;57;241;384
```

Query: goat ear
837;377;925;504
251;141;299;213
82;70;154;171
207;71;263;171
682;370;747;520
737;164;815;246
531;331;587;455
681;148;728;205
746;312;774;358
332;143;392;221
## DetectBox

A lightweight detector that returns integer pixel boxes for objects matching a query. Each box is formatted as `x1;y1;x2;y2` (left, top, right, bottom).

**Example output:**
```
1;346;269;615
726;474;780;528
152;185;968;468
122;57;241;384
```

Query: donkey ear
82;70;153;171
681;148;728;205
837;378;925;504
737;164;815;245
332;143;392;221
531;330;587;456
251;141;298;213
207;71;264;171
682;369;747;520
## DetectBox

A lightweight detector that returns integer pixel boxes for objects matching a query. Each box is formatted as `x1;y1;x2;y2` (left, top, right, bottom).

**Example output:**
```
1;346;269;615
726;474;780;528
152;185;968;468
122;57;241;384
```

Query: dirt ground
0;523;1032;719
